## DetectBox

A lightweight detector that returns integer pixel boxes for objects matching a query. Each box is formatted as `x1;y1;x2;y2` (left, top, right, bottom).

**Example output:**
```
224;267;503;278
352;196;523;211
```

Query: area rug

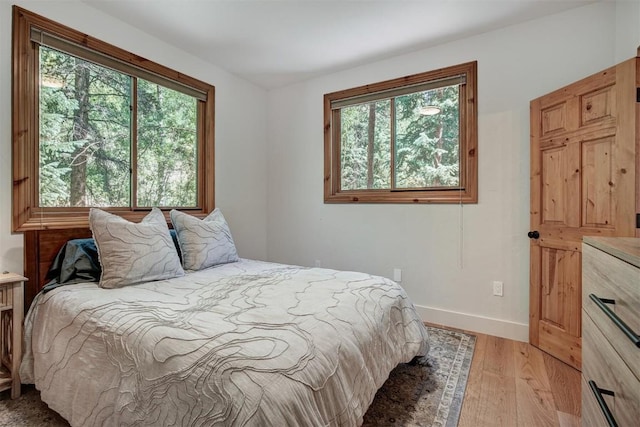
363;326;476;427
0;325;475;427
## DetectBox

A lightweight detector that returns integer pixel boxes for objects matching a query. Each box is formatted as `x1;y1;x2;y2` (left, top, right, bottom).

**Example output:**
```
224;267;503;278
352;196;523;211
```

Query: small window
12;7;215;231
324;61;477;203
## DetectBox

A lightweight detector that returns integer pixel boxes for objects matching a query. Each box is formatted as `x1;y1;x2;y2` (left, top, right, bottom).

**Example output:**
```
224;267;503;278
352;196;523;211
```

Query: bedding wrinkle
21;259;428;426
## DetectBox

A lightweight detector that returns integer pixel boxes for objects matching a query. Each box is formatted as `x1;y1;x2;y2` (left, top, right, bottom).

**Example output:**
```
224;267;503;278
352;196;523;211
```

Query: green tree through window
394;86;460;189
12;6;214;231
39;47;198;208
324;61;477;204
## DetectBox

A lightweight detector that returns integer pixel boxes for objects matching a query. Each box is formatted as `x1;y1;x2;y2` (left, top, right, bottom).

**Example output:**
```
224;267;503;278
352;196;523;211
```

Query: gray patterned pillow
90;207;184;288
170;208;239;271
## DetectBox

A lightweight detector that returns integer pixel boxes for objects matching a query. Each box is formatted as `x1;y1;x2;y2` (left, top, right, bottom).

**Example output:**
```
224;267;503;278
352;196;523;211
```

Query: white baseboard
415;304;529;342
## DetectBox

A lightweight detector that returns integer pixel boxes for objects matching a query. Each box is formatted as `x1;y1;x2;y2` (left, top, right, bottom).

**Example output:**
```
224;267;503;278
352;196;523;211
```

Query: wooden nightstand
0;272;25;399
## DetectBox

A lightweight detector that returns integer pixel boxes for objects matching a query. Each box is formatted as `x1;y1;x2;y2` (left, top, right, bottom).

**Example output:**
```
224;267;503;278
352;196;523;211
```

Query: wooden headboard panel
23;228;92;311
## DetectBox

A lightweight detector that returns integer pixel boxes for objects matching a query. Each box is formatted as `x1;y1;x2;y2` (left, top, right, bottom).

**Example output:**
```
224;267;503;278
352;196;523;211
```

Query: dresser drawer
582;312;640;426
581;375;609;427
582;244;640;379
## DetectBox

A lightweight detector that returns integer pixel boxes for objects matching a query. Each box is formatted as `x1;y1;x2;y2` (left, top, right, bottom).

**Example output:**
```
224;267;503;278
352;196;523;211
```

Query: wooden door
529;56;639;370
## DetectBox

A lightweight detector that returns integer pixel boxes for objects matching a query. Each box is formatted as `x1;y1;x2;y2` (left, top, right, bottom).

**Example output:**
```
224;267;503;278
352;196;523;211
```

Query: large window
324;61;477;203
12;7;215;231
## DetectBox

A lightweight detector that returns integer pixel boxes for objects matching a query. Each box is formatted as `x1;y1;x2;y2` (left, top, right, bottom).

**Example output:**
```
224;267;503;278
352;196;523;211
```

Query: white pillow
170;208;239;271
90;207;184;288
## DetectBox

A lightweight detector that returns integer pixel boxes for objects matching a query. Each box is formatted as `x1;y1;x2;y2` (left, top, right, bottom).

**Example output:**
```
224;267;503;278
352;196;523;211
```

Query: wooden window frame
11;6;215;231
323;61;477;204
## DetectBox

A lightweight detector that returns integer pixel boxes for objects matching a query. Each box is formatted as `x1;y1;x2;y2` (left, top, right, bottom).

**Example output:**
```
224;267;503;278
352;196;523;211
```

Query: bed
19;208;429;426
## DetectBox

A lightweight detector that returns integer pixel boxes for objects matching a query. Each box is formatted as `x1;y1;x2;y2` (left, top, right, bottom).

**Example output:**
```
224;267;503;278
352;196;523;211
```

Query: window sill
13;209;209;232
324;189;478;204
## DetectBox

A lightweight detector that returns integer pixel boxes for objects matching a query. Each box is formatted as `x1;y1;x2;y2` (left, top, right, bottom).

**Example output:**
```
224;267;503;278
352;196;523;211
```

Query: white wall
615;0;640;62
0;0;269;275
266;2;616;341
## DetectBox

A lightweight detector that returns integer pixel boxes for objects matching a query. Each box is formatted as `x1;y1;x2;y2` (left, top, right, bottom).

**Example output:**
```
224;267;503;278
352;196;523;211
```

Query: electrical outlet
314;260;321;267
492;281;503;297
393;268;402;282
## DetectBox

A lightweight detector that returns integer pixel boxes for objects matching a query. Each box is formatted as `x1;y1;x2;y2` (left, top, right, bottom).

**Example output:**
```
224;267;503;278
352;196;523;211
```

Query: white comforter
21;259;429;426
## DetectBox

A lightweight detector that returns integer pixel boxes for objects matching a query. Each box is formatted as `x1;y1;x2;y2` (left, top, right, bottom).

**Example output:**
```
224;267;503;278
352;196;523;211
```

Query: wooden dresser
582;237;640;426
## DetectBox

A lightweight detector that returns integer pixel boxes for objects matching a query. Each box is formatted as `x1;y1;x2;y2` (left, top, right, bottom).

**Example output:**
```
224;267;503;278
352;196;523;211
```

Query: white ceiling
82;0;597;89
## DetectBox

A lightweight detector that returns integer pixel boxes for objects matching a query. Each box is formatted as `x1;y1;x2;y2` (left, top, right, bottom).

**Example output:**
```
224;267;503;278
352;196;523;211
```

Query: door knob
528;231;540;239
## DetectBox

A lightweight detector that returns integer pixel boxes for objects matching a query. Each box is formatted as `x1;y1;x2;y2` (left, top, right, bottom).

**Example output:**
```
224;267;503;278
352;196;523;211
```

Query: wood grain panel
541;103;567;136
541;248;581;336
538;322;581;369
541;248;563;327
529;246;541;345
540;124;615;151
23;228;92;311
538;66;615;111
539;238;581;252
540;144;580;228
542;147;567;225
564;250;582;337
581;137;614;228
580;85;613;126
613;54;639;238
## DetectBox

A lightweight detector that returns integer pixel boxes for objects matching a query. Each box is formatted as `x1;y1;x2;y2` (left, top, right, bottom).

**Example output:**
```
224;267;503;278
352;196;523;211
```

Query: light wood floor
449;327;581;427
